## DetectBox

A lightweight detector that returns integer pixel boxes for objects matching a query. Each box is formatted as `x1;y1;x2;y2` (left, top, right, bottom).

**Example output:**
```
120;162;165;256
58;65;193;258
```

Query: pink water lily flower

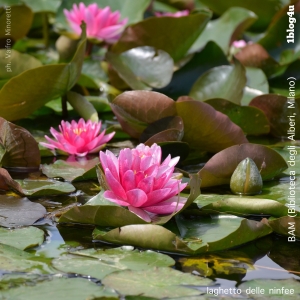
232;40;248;48
100;143;187;222
40;119;115;157
155;10;189;17
64;3;128;43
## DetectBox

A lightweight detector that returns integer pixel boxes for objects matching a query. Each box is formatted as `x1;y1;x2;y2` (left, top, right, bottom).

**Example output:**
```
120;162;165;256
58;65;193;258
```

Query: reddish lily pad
111;91;176;138
0;117;40;169
249;95;300;139
0;168;23;193
199;143;288;187
205;98;270;135
176;97;248;153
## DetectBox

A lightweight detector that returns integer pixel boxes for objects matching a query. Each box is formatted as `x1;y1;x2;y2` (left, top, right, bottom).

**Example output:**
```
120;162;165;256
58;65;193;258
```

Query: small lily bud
230;157;263;195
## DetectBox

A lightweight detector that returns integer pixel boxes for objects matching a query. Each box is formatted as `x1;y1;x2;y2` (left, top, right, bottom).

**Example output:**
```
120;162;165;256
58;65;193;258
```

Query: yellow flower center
73;128;86;135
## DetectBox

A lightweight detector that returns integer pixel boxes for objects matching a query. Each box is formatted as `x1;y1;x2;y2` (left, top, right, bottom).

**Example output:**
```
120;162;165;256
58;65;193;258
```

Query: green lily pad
0;244;53;274
0;5;33;41
268;217;300;239
41;157;99;182
112;12;212;61
176;97;248;152
0;195;46;227
199;143;288;187
16;179;76;197
189;7;257;54
106;47;174;90
205;98;270;135
0;25;86;121
189;58;246;104
238;278;300;299
102;267;213;298
0;226;44;250
0;275;118;300
93;214;272;255
52;247;174;280
0;50;42;80
195;196;297;218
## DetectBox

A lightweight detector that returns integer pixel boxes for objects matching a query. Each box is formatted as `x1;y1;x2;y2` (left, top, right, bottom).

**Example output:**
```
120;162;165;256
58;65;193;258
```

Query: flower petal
126;189;148;207
145;196;187;214
128;206;151;222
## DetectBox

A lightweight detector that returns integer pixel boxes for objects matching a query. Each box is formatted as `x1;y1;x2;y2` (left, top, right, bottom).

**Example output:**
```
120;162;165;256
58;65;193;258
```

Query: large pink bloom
155;10;189;17
64;3;128;43
100;143;187;222
40;118;115;157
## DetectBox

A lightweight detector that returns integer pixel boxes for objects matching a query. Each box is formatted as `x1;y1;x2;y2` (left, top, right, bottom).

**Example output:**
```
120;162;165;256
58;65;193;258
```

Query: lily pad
199;143;288;187
0;25;86;121
0;167;23;193
268;216;300;239
0;275;118;300
205;98;270;135
111;90;177;138
0;226;44;250
102;267;213;298
189;58;246;104
106;46;174;90
15;179;76;197
249;95;300;139
52;247;174;280
195;196;297;218
176;97;248;152
0;195;46;227
93;214;272;255
0;244;53;274
41;157;99;182
112;12;212;61
0;117;40;169
238;278;300;299
189;7;257;54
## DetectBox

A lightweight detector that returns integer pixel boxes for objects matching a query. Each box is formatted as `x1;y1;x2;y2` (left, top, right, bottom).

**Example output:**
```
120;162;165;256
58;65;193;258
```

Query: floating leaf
198;0;288;31
140;116;184;144
205;98;270;135
199;143;288;187
235;43;281;77
94;214;272;254
0;25;86;121
176;97;248;152
0;275;118;300
106;47;174;90
189;58;246;104
0;167;23;193
52;247;174;280
189;7;257;54
15;179;76;197
41;157;99;182
238;278;300;299
268;216;300;239
112;12;212;61
111;91;176;138
0;50;42;80
102;267;213;298
0;226;44;250
0;5;33;41
159;141;190;163
249;95;300;139
195;197;295;218
0;117;40;169
0;244;53;273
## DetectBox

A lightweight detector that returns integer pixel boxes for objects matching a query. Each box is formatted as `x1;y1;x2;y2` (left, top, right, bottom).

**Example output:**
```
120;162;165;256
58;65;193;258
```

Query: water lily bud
230;158;263;195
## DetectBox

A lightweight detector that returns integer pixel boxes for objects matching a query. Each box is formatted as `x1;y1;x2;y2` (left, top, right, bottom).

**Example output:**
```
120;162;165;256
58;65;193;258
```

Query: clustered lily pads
0;0;299;298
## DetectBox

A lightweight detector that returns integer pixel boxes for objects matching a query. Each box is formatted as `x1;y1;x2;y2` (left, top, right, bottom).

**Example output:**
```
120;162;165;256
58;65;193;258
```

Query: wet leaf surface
0;195;46;227
102;267;213;298
0;226;44;250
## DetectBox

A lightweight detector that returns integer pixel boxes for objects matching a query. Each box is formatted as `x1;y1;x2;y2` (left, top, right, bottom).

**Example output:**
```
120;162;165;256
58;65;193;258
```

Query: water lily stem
62;95;68;119
43;13;49;48
86;41;93;56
